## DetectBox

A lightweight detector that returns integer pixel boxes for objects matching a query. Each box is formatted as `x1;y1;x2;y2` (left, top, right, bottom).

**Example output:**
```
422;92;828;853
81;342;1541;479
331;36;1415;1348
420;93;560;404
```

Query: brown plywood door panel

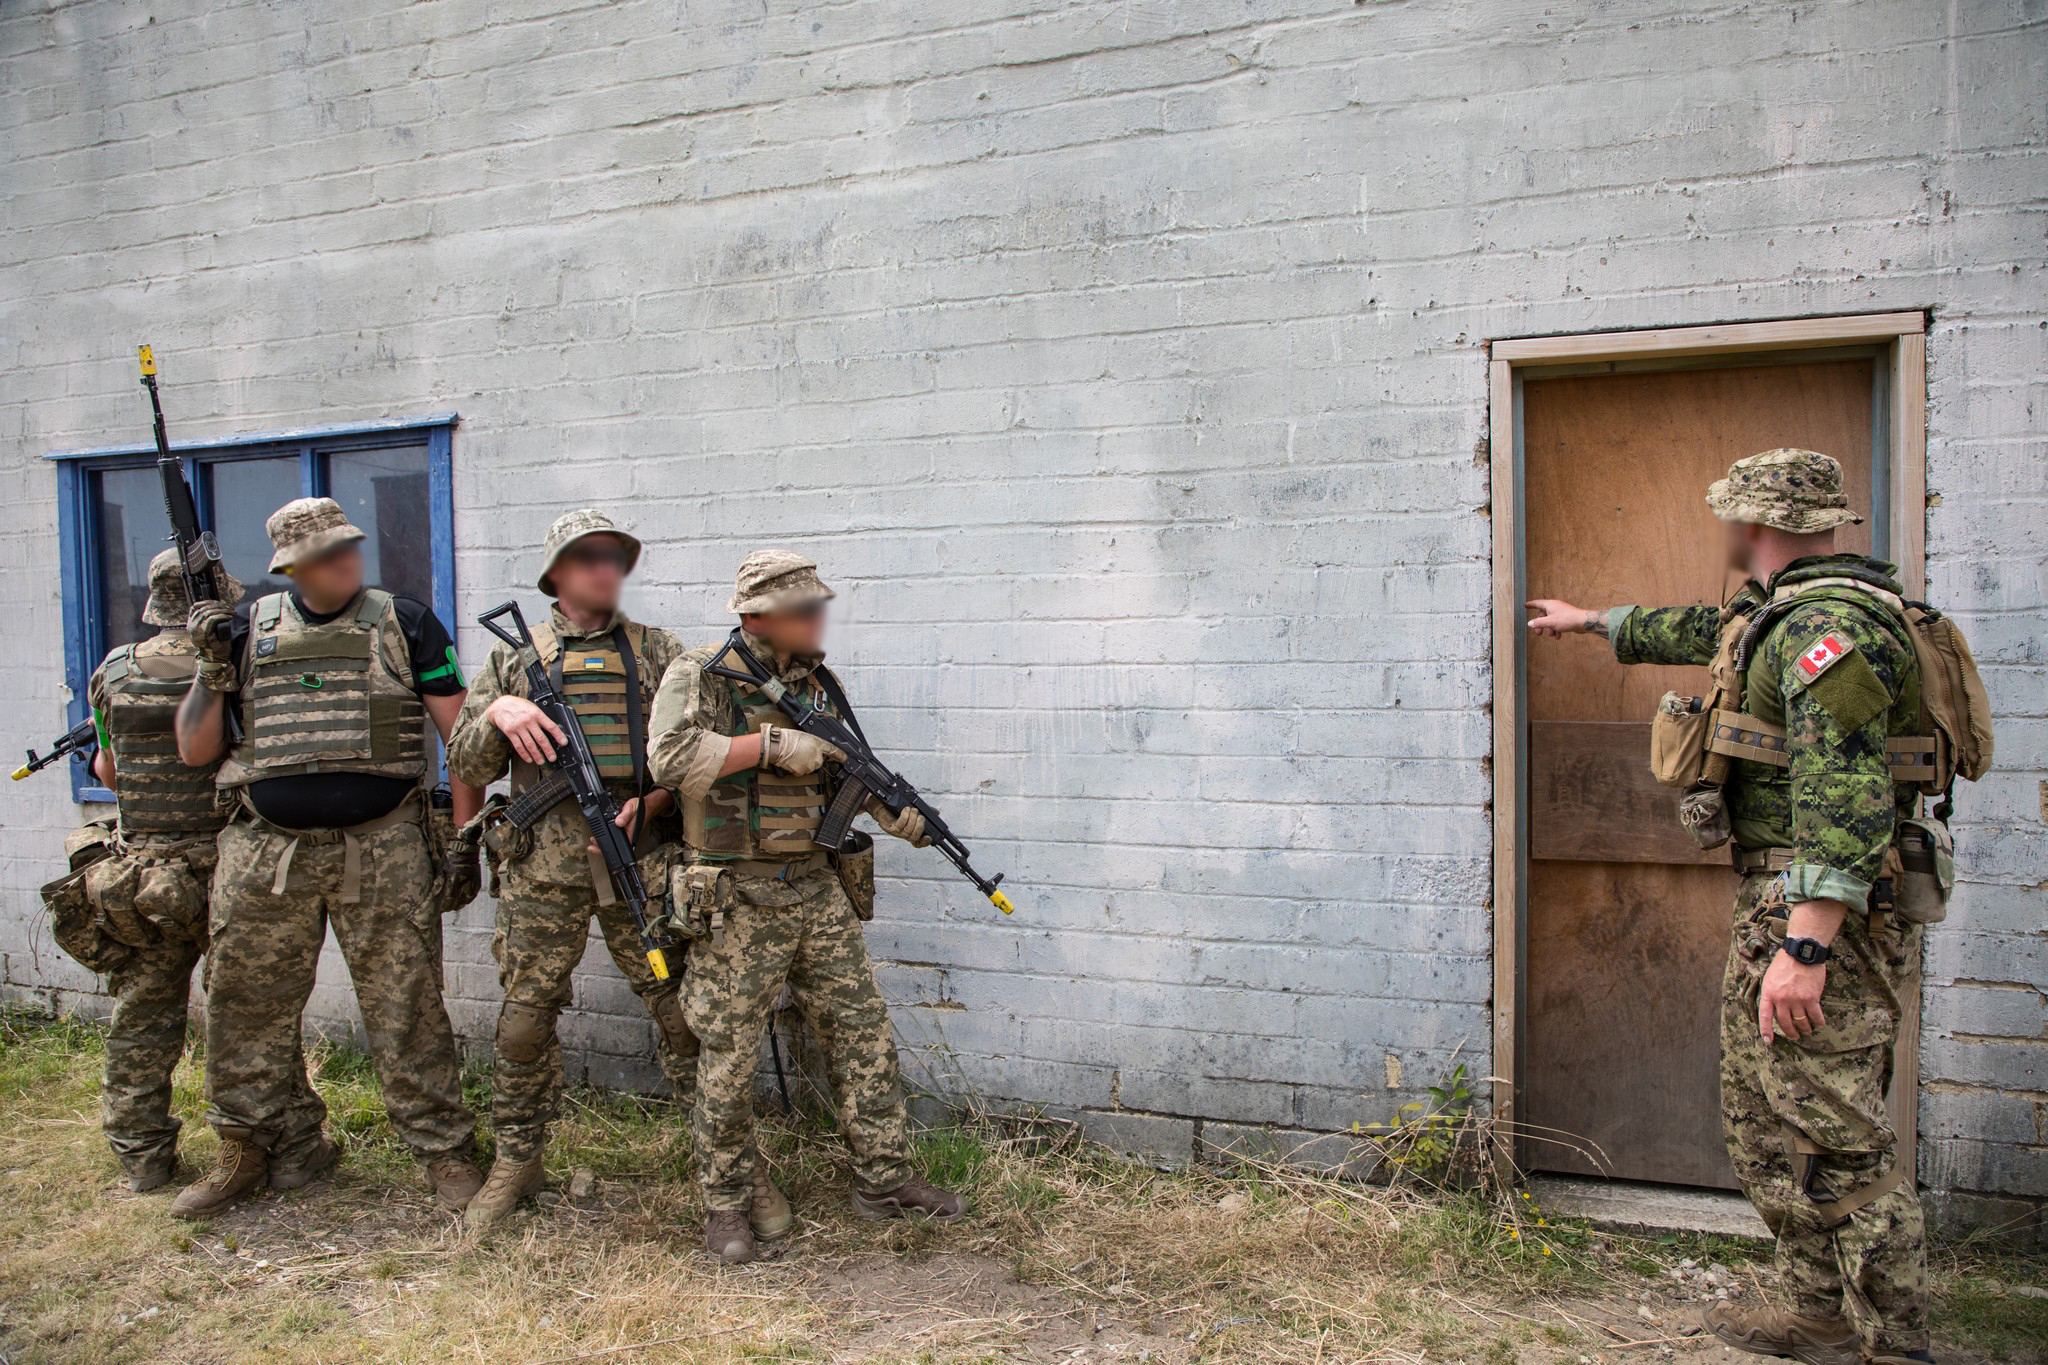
1521;359;1875;1187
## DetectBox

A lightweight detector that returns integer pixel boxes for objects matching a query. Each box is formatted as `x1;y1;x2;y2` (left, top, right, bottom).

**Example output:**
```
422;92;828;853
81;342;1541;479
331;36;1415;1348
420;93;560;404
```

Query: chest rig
99;636;229;837
524;620;652;788
216;589;425;790
686;654;838;861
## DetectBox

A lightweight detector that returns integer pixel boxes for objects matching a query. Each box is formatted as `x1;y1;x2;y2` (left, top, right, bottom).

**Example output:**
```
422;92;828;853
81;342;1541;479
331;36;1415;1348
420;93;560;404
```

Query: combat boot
750;1155;793;1242
170;1129;268;1220
851;1174;967;1223
269;1135;341;1191
465;1153;547;1231
424;1154;485;1212
1702;1303;1859;1365
124;1147;178;1194
705;1209;756;1264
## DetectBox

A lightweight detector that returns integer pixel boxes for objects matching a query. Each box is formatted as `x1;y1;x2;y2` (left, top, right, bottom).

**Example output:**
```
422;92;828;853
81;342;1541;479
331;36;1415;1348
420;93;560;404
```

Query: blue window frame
49;414;458;803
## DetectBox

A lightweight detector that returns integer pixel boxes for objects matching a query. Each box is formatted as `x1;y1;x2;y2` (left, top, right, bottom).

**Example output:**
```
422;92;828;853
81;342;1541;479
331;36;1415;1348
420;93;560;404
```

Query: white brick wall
2;0;2042;1235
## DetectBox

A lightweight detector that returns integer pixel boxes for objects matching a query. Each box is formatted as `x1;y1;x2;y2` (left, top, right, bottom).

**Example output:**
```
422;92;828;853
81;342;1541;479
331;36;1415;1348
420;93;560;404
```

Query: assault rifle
479;600;675;980
704;629;1014;916
138;346;233;648
13;718;97;781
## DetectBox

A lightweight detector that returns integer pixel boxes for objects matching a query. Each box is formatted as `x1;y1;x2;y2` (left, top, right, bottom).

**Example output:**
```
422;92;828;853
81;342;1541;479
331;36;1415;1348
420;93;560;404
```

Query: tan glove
874;802;931;848
758;725;843;777
438;810;483;915
187;601;236;664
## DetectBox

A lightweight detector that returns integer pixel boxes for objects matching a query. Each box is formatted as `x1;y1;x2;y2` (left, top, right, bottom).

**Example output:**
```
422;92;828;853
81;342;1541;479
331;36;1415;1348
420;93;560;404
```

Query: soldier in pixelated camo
447;509;738;1232
1527;450;1934;1365
71;550;244;1191
648;550;965;1265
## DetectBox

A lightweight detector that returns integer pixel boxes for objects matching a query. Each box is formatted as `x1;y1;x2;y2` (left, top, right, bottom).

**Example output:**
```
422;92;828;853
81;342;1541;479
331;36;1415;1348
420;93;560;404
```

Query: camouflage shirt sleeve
87;659;112;754
1609;605;1723;666
647;650;736;800
444;642;521;787
1767;601;1911;908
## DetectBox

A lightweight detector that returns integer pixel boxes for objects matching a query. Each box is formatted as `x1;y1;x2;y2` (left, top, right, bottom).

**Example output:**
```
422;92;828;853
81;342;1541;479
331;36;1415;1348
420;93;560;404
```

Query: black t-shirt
233;591;464;829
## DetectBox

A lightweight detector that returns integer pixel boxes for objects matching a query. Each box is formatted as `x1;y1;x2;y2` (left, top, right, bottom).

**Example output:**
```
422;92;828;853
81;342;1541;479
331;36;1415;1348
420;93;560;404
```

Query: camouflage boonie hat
266;496;366;572
1705;448;1864;534
536;508;642;596
727;549;835;615
141;547;244;626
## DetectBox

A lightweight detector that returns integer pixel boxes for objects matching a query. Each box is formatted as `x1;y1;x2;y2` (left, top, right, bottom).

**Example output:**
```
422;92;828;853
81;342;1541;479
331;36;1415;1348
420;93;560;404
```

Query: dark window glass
92;465;174;650
204;456;301;601
328;446;431;604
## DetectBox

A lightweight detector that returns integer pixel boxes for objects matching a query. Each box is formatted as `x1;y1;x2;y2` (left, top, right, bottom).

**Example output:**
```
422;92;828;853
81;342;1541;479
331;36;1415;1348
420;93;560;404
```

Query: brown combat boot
750;1155;793;1242
1702;1303;1859;1365
269;1135;341;1191
851;1174;967;1223
170;1129;268;1220
705;1208;756;1264
424;1155;485;1212
464;1153;547;1231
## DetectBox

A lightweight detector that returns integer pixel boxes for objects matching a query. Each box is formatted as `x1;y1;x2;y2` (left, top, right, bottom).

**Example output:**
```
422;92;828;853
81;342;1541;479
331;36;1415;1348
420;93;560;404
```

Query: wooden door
1520;358;1878;1188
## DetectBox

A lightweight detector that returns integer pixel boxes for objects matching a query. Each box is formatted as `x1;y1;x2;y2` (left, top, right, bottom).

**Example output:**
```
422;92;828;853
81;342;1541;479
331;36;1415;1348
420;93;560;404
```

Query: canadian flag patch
1796;633;1854;681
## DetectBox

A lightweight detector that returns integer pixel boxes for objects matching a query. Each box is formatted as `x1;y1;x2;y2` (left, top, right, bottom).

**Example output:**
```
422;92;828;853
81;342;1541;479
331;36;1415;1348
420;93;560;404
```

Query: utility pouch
833;830;877;922
479;792;536;869
42;819;132;973
669;864;735;941
1894;815;1954;925
1651;692;1713;788
1677;782;1733;850
135;860;208;946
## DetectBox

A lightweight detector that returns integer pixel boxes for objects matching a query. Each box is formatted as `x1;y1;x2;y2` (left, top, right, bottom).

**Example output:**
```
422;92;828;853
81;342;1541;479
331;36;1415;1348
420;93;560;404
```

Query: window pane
92;465;174;650
327;446;431;605
204;456;302;601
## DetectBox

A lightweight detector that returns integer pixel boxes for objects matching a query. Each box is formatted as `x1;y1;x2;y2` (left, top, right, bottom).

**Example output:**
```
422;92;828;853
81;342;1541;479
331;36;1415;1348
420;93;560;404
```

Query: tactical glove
873;802;931;848
438;811;483;915
187;601;236;664
758;725;843;777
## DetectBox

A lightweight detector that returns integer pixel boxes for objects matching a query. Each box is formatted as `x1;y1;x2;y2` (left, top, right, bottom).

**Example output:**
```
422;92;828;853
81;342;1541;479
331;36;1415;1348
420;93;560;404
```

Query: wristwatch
1780;936;1833;966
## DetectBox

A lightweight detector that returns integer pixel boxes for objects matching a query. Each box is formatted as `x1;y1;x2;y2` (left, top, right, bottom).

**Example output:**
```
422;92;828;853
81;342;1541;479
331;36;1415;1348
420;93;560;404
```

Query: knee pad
496;1001;558;1066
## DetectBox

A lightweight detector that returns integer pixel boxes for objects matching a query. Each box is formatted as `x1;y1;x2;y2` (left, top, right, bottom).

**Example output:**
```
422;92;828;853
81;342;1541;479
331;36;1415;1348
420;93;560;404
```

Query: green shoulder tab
1788;627;1892;734
355;587;394;627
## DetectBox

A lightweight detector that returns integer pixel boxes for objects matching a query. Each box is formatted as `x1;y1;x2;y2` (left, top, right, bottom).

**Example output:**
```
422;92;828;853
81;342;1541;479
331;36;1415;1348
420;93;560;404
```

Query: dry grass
0;1009;2039;1365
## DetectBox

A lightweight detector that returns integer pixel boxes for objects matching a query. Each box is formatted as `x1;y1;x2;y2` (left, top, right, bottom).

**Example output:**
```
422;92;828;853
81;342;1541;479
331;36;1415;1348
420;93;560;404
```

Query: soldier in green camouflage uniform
70;551;244;1191
172;497;484;1220
1528;450;1933;1365
648;550;965;1263
447;509;720;1229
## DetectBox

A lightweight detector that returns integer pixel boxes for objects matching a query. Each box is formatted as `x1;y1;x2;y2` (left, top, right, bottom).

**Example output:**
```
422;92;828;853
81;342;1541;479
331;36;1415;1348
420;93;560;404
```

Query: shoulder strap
612;625;646;800
529;620;560;667
255;593;285;631
101;644;138;686
812;665;868;748
355;587;393;627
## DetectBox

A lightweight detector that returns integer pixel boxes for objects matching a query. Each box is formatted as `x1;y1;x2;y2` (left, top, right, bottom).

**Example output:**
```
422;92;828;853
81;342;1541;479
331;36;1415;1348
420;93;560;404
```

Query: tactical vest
684;652;835;861
98;636;230;837
216;589;426;790
529;620;652;785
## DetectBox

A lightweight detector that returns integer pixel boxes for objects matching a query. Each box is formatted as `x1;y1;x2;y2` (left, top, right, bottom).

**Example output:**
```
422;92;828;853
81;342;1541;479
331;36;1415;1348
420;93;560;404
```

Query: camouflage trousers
102;930;204;1175
1721;873;1928;1356
204;815;475;1165
489;866;699;1163
683;867;912;1211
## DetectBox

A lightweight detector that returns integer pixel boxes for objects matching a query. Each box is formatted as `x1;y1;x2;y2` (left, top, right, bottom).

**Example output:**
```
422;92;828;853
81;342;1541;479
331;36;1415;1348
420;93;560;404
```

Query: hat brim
1704;480;1864;534
142;570;246;625
269;524;365;573
537;528;643;597
728;581;836;616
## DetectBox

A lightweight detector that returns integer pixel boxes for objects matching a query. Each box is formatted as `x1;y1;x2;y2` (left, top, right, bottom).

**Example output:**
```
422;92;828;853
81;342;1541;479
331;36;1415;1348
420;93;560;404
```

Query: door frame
1487;311;1930;1178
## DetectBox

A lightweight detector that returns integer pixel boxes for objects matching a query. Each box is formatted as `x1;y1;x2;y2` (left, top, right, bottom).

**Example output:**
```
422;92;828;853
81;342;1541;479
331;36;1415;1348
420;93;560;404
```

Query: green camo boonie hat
727;549;835;615
142;547;244;626
1705;448;1864;534
536;508;642;596
266;497;366;573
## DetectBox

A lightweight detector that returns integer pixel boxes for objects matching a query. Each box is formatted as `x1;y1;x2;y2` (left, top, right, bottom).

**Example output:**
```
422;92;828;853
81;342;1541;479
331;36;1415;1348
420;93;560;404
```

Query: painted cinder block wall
1;1;2041;1235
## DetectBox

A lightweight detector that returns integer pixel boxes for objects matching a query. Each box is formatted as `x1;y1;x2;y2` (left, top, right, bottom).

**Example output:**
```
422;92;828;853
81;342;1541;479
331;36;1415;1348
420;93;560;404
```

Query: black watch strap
1781;935;1833;966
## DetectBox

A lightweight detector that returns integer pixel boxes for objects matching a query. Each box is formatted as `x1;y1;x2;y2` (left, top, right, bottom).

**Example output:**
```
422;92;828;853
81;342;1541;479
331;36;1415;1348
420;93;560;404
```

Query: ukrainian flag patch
582;656;608;670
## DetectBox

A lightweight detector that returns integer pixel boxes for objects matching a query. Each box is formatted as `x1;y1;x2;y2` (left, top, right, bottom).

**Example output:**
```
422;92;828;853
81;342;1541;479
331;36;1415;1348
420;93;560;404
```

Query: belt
237;787;423;902
1732;845;1796;874
725;850;831;880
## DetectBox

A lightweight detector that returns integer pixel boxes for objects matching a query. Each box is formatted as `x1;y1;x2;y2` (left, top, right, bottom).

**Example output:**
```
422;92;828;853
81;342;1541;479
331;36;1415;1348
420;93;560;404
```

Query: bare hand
1759;951;1828;1043
1525;600;1594;638
486;695;567;765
